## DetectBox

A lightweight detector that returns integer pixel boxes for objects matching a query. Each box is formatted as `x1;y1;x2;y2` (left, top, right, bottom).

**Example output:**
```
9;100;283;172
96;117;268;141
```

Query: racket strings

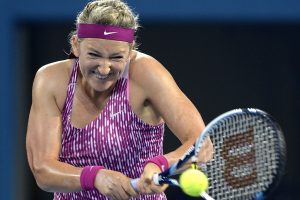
205;113;282;200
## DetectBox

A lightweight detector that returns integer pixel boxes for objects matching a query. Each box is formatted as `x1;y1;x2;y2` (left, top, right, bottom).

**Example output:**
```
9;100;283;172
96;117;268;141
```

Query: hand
95;169;138;200
136;163;168;194
197;137;214;164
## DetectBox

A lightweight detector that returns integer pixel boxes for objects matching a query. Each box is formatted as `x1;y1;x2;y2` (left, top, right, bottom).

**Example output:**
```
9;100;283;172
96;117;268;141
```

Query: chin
92;80;116;92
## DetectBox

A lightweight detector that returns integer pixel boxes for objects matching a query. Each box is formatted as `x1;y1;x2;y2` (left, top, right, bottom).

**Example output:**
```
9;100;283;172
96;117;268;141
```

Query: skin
26;36;213;200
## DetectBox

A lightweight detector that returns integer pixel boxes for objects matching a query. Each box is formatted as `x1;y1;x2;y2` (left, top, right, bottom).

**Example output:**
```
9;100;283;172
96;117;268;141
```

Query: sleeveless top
54;59;167;200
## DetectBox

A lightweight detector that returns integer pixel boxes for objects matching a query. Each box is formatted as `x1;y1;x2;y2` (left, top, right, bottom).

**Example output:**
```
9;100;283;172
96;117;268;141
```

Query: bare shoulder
33;59;74;111
129;51;174;89
128;51;176;124
129;51;204;144
130;51;169;73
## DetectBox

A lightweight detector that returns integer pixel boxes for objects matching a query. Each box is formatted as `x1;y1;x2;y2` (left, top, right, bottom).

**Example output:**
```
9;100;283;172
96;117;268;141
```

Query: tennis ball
179;168;208;197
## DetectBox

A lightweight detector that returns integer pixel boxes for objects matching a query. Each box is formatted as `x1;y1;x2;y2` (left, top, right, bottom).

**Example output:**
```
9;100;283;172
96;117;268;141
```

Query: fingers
198;137;214;163
137;163;158;194
137;174;152;193
137;163;168;194
103;182;133;200
137;176;167;194
94;169;138;200
123;178;139;197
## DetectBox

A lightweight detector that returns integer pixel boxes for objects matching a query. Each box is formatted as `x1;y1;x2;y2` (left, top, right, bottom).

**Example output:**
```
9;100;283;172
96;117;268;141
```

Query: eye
112;56;123;59
110;55;125;61
88;52;97;57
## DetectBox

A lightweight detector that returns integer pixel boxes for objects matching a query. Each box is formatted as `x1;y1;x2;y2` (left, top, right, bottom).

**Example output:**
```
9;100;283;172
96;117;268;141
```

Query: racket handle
131;179;214;200
130;174;160;192
130;178;139;192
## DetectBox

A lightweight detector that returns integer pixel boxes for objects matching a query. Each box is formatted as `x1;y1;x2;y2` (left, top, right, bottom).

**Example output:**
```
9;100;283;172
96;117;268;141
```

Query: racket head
200;108;286;200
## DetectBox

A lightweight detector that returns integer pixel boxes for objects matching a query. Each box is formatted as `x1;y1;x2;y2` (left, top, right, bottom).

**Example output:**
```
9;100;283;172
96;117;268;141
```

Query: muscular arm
26;64;82;192
130;53;213;194
131;54;213;165
26;63;138;199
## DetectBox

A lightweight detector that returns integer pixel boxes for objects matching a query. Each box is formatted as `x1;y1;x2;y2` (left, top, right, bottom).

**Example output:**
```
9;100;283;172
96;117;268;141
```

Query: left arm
131;54;213;193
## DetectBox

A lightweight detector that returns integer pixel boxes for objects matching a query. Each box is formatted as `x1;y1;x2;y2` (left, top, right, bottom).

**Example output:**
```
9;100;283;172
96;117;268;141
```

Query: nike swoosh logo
104;30;117;35
111;111;122;118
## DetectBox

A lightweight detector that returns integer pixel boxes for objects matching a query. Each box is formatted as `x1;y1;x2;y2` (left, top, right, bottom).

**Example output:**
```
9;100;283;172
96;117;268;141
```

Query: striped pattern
54;60;167;200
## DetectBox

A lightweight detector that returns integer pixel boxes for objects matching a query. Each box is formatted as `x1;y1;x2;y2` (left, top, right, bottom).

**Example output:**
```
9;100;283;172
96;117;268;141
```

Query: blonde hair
77;0;139;29
69;0;139;48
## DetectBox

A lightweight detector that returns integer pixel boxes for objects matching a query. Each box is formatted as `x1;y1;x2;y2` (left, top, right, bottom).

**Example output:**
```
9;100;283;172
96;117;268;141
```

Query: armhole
127;73;130;101
122;61;130;101
61;59;78;115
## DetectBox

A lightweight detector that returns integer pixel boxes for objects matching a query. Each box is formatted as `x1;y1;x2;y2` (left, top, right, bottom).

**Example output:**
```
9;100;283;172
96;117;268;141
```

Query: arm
26;64;138;199
131;54;213;193
26;65;82;192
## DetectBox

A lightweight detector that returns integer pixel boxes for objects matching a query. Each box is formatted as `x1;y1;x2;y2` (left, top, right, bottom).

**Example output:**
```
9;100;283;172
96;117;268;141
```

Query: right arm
26;63;137;199
26;64;82;192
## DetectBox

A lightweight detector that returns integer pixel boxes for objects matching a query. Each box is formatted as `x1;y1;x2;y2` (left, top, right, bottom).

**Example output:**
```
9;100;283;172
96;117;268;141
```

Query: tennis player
26;0;213;199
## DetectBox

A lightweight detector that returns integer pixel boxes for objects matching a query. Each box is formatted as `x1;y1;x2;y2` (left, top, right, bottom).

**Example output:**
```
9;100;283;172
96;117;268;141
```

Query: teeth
95;73;109;80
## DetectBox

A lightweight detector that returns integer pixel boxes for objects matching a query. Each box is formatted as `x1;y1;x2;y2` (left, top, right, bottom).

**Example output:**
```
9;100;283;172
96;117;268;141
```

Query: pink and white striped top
54;59;167;200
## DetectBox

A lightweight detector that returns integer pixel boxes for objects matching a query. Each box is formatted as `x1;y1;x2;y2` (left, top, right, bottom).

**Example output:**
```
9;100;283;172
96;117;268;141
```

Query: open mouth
95;73;109;80
92;70;113;80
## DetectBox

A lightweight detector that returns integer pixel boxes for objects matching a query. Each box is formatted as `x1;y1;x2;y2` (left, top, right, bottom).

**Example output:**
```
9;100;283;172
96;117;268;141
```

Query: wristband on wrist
80;166;105;191
144;155;169;172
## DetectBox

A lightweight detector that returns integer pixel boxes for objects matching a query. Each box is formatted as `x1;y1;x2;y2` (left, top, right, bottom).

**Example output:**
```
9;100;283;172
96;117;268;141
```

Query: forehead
80;38;130;53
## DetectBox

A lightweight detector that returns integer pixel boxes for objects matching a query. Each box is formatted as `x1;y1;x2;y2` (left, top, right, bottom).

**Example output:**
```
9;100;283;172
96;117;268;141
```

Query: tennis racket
130;108;286;200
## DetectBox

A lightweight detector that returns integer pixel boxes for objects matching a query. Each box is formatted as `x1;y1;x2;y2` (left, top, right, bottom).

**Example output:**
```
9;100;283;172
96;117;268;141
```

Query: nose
97;59;111;75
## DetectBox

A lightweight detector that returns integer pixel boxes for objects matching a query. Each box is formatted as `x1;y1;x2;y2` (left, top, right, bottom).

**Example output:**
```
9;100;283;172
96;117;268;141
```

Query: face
72;37;132;93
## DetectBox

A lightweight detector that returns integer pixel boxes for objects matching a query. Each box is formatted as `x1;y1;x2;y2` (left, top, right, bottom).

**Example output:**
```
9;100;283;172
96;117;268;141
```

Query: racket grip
130;174;160;192
130;178;139;192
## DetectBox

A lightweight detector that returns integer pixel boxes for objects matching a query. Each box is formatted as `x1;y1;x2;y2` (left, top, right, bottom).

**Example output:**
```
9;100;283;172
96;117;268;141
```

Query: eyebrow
88;47;127;56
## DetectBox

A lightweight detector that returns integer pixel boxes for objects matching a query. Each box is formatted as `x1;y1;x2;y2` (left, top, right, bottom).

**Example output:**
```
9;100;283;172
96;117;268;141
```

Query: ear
128;41;135;60
130;41;135;51
71;35;80;57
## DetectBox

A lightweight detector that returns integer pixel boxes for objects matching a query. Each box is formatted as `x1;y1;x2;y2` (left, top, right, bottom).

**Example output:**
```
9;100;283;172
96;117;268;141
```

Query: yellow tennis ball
179;168;208;197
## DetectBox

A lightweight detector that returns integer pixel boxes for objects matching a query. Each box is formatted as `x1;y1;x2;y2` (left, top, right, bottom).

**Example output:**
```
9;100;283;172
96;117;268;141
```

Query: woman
26;0;213;199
